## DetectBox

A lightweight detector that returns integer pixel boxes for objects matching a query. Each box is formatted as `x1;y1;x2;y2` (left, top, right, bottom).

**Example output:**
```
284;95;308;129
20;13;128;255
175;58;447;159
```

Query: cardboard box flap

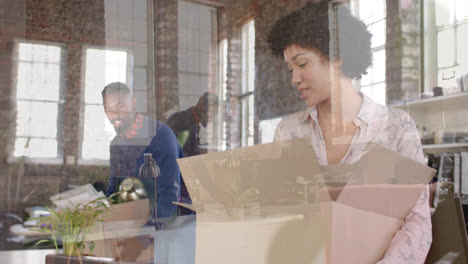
177;138;321;213
353;144;436;185
319;184;426;219
102;198;150;222
316;144;436;187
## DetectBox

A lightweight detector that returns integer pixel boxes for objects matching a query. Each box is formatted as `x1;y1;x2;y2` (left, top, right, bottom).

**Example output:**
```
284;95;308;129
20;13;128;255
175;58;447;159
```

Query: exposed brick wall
23;0;106;161
0;0;25;165
155;0;179;121
0;0;26;212
386;0;421;104
220;0;308;146
254;0;308;121
0;0;107;213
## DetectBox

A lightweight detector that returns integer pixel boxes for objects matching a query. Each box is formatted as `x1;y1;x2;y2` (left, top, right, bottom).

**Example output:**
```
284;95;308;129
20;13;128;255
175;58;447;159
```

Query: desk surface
0;249;57;264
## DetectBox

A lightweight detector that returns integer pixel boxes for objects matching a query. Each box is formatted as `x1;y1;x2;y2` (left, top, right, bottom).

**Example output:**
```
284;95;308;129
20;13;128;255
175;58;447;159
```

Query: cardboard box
320;201;403;263
176;139;436;264
84;199;154;262
319;184;427;264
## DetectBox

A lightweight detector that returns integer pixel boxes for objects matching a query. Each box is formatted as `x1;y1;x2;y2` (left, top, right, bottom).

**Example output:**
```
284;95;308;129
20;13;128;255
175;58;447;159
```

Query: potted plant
31;196;112;264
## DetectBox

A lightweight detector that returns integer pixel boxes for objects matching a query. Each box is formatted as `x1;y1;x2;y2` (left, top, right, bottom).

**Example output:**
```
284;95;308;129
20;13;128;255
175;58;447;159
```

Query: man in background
165;92;219;157
102;82;183;219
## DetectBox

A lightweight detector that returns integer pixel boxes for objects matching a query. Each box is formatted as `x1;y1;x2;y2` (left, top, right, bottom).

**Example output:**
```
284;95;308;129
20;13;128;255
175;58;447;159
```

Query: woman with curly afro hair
269;1;431;263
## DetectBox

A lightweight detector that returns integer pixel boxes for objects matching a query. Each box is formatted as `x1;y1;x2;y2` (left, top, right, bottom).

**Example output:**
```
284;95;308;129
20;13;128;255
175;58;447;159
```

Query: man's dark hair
101;82;131;98
197;92;219;108
267;1;372;79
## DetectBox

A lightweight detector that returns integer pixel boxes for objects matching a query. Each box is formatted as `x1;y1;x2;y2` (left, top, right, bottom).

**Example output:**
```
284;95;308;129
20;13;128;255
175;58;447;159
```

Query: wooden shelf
423;143;468;150
422;143;468;154
461;196;468;205
390;92;468;109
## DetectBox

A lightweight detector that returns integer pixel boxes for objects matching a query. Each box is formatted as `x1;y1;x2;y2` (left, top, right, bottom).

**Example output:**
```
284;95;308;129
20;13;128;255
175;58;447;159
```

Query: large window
14;42;63;159
217;39;228;151
217;20;256;149
241;20;255;147
178;0;216;150
351;0;387;106
80;48;128;161
432;0;468;90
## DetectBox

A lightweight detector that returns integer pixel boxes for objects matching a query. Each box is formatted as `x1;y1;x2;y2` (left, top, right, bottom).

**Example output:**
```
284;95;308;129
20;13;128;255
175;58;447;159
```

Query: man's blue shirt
106;115;183;218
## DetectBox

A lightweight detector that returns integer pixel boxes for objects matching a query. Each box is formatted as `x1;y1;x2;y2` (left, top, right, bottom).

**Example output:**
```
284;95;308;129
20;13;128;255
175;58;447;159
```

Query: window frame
9;39;67;164
426;0;468;91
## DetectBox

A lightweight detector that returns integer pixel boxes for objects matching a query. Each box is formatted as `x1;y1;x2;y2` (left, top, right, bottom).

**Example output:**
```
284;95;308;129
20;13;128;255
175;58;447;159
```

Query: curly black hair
267;1;372;79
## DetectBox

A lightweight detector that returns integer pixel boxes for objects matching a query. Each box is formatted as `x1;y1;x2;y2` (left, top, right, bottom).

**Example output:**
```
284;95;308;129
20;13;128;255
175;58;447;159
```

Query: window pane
83;105;115;141
360;85;372;99
455;0;468;20
437;28;455;68
42;63;61;100
248;20;255;93
31;44;48;62
15;42;61;159
85;48;127;104
372;83;386;106
19;43;61;64
13;138;27;157
259;117;281;144
46;45;61;63
368;19;386;48
82;105;115;159
30;102;57;138
18;43;33;61
360;70;372;86
373;49;386;83
435;0;455;26
220;39;228;101
82;139;112;160
16;62;33;99
14;138;57;158
359;0;385;23
16;101;31;137
457;23;468;70
17;62;60;101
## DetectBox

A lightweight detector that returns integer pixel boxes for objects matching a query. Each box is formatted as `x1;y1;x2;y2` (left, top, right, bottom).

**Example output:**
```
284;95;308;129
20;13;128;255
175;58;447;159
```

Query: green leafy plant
31;196;112;257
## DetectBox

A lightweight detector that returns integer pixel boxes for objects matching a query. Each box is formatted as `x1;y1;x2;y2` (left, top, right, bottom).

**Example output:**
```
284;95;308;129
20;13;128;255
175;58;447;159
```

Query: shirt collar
300;91;375;128
301;106;318;123
354;92;375;127
125;113;144;139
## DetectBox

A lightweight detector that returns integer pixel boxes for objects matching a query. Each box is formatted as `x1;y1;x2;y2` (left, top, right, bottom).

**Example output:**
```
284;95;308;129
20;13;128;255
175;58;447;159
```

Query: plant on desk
31;196;112;257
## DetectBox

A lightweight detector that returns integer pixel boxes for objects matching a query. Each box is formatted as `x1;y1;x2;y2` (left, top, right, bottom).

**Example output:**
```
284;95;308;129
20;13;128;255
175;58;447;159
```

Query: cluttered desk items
25;182;154;264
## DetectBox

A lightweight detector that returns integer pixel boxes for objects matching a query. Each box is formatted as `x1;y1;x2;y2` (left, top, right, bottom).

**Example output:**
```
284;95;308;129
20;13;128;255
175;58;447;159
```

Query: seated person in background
268;2;431;263
165;92;218;157
102;82;183;219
